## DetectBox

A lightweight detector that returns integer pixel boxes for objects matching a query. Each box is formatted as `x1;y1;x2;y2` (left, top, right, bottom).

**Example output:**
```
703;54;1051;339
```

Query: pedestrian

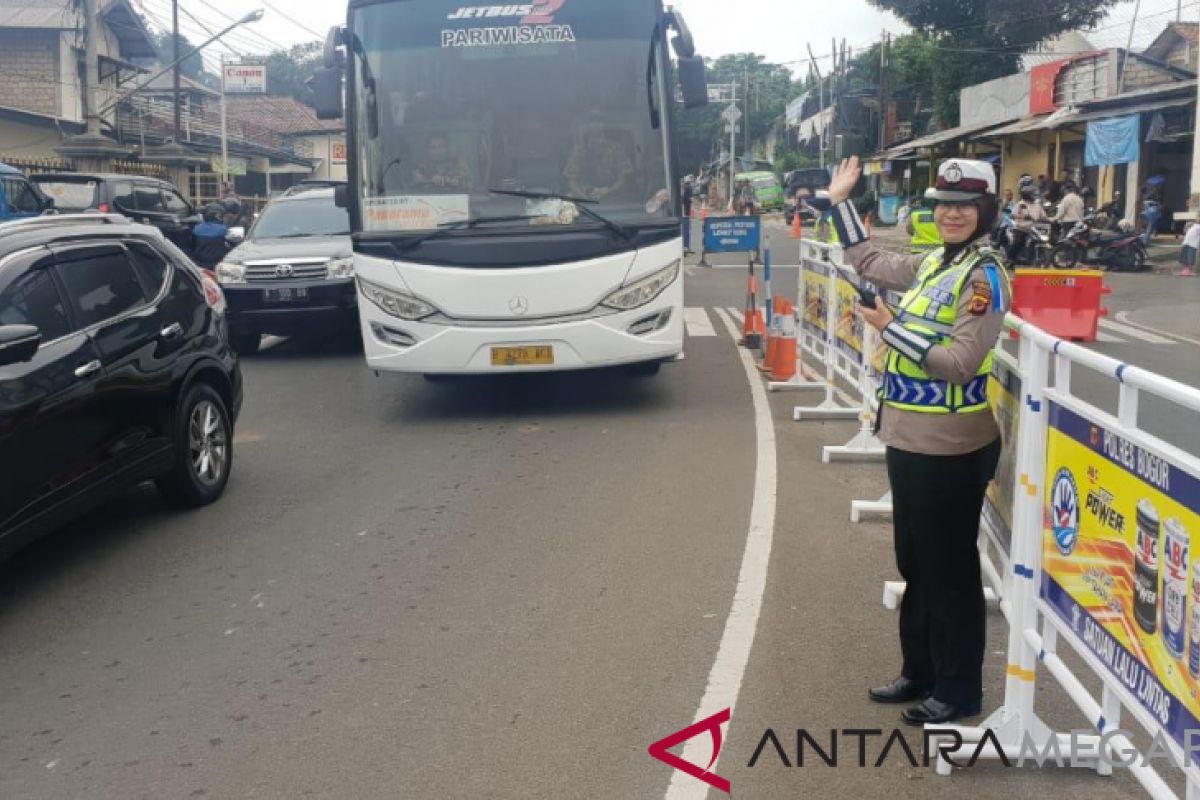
1051;181;1085;240
682;176;694;218
827;155;1011;726
1180;220;1199;277
1001;188;1014;215
192;203;230;269
220;182;243;228
1141;174;1166;246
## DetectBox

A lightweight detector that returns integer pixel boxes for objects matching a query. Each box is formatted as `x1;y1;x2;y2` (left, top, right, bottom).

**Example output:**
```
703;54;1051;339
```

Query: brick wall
0;30;60;117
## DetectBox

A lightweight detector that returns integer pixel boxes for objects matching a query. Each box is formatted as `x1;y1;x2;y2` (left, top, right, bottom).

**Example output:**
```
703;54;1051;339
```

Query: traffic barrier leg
852;490;893;523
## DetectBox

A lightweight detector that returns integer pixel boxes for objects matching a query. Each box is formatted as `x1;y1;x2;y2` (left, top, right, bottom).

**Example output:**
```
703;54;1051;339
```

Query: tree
867;0;1123;127
264;42;324;106
155;33;205;81
674;53;796;175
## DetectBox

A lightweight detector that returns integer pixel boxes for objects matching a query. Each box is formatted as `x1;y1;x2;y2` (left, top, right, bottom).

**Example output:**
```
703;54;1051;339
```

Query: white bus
311;0;708;376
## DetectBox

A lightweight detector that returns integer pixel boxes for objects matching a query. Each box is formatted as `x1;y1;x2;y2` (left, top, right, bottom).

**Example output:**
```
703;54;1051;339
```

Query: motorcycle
1050;215;1149;272
1001;221;1053;267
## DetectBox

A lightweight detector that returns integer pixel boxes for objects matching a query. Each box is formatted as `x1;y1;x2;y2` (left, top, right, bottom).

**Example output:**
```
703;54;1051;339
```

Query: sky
149;0;1199;75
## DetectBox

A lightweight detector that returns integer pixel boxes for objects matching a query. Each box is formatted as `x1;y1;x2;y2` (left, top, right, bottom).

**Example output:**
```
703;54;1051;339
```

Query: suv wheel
231;330;261;355
157;383;233;508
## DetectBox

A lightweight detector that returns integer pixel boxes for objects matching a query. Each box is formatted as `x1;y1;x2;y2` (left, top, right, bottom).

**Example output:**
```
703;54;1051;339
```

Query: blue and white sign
1085;115;1141;167
703;216;761;254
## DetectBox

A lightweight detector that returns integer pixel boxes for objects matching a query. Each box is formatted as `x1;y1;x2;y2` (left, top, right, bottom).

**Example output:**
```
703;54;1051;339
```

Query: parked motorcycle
1050;215;1148;271
1001;222;1053;267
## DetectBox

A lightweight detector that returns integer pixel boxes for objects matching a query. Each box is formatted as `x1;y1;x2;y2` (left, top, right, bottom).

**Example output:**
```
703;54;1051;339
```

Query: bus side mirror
311;67;344;120
334;184;348;209
666;10;695;59
677;56;708;109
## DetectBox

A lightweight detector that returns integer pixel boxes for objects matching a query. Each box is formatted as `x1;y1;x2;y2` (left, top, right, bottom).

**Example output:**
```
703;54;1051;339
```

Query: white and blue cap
925;159;997;202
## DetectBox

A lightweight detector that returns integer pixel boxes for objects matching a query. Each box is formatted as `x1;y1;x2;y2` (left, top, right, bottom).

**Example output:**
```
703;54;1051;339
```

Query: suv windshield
350;0;672;234
250;196;351;239
33;180;98;212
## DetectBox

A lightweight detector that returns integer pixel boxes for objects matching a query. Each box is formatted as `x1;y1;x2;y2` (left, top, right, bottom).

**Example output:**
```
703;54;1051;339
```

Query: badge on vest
968;279;993;316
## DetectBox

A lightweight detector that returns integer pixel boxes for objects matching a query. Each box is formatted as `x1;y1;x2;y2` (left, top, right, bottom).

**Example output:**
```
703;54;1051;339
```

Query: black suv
30;173;199;253
215;187;355;354
0;215;242;560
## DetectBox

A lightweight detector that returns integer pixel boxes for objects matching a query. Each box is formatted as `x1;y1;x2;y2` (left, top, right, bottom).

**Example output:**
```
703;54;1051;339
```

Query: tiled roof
1168;22;1199;47
224;96;344;135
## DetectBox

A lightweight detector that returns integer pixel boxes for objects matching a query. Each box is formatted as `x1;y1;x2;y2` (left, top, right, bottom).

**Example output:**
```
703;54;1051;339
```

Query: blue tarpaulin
1085;115;1141;166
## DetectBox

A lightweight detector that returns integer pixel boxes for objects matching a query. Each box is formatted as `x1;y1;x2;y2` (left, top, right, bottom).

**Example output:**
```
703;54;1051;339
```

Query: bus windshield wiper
487;189;633;241
390;214;540;254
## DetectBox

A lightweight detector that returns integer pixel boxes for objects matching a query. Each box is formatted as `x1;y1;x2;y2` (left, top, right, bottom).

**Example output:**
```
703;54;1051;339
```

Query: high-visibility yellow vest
909;210;942;252
882;247;1010;414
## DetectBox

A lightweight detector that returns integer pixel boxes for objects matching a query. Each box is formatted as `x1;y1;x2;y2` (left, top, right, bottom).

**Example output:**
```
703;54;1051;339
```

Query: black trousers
885;439;1002;707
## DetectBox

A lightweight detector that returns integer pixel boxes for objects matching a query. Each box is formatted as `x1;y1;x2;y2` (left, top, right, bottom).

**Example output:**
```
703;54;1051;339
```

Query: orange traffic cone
758;298;784;372
791;211;803;239
770;301;798;382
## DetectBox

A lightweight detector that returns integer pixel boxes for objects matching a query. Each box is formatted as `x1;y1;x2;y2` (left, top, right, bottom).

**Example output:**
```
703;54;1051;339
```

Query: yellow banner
1043;401;1200;746
801;267;828;336
834;278;864;358
983;363;1020;555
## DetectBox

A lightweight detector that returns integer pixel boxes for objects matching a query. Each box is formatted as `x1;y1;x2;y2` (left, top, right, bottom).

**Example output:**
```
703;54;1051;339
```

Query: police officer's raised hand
828;156;861;206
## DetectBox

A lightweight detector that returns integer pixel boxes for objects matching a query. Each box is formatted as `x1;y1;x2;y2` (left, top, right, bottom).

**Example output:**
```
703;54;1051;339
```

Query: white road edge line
662;308;778;800
1098;318;1177;345
683;307;718;338
1114;310;1200;348
1095;331;1124;343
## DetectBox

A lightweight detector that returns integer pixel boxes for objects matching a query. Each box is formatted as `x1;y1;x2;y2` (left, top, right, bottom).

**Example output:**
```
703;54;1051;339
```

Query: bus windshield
350;0;672;235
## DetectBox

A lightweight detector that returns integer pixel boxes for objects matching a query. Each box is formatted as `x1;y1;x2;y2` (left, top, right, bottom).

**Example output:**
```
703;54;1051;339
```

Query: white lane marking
683;307;717;338
1098;318;1176;345
1096;331;1124;343
1115;310;1200;348
662;308;778;800
259;335;287;352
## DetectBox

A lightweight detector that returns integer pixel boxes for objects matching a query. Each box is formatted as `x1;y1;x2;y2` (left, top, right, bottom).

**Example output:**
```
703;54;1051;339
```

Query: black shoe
900;697;982;726
867;677;929;704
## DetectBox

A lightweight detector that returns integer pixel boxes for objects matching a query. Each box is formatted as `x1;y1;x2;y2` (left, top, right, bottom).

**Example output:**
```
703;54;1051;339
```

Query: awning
975;84;1196;138
974;106;1076;138
876;119;1014;159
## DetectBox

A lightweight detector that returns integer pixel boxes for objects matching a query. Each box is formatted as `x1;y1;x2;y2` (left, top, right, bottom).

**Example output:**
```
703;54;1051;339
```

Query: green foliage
264;42;324;105
865;0;1123;128
675;53;796;175
154;33;205;81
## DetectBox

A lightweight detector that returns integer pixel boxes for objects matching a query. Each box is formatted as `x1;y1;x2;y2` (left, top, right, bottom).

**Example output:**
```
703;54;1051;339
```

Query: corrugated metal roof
0;0;73;28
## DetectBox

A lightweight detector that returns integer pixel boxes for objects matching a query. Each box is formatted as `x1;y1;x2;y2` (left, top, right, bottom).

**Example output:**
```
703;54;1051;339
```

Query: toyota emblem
509;296;530;316
275;264;295;278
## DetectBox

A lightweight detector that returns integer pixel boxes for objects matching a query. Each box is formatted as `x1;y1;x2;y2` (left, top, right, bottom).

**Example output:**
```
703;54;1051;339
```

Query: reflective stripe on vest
882;246;1010;414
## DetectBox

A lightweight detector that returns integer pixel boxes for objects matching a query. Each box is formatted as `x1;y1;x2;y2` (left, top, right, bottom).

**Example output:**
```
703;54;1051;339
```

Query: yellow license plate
491;346;554;366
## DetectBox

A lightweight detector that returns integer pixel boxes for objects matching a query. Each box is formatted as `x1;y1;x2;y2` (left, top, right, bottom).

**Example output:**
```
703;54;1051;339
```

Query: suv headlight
601;261;680;311
216;261;245;285
357;276;437;320
327;256;355;279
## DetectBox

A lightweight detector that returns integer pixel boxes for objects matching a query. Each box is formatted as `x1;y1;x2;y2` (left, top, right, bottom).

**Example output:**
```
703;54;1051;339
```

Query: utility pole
173;0;183;143
878;31;889;152
82;0;101;135
1190;1;1200;216
807;43;824;169
730;81;737;205
1117;0;1142;97
220;54;230;188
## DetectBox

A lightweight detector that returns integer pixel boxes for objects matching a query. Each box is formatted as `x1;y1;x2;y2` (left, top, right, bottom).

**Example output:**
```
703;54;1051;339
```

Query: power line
259;0;324;39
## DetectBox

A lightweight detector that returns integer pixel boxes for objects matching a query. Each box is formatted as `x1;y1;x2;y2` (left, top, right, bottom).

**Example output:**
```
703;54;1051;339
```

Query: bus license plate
491;346;554;366
264;287;307;304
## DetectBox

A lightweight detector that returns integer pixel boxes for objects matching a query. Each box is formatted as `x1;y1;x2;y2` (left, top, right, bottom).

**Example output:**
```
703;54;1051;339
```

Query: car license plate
491;346;554;366
264;287;308;304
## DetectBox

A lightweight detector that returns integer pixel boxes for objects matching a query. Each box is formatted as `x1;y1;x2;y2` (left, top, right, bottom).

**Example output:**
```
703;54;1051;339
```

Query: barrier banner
802;264;829;336
834;278;865;360
983;360;1021;556
1042;400;1200;748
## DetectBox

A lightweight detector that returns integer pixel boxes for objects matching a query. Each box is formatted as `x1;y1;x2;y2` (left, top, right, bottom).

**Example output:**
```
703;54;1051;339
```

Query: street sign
703;216;761;254
210;155;248;176
223;63;266;94
721;104;742;125
707;83;735;103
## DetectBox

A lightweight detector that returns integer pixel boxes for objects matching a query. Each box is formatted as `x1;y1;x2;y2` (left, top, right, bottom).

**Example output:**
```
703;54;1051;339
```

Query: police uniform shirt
832;200;1012;457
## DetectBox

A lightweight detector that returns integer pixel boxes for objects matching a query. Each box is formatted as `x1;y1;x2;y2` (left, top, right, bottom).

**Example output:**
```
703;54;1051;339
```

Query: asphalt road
0;233;1193;798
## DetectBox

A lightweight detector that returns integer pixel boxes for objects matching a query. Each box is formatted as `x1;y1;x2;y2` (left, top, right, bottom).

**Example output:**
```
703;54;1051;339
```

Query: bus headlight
357;276;437;320
601;260;680;311
215;261;245;284
327;257;356;279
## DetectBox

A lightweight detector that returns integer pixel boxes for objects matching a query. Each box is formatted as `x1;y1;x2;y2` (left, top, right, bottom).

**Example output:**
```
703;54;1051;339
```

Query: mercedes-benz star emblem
509;296;530;316
275;264;295;278
944;163;963;184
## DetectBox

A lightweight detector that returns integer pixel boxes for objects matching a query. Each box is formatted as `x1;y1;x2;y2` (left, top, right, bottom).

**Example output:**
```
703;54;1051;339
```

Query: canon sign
224;63;266;94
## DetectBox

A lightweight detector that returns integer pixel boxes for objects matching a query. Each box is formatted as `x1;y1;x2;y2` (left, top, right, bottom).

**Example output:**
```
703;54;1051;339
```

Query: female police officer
826;155;1011;726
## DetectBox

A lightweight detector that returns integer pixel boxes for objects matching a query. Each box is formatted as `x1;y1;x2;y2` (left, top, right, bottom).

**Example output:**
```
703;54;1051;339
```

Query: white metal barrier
915;316;1200;799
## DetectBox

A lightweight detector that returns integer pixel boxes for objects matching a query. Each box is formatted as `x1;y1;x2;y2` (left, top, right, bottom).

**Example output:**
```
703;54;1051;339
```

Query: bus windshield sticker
362;196;470;232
